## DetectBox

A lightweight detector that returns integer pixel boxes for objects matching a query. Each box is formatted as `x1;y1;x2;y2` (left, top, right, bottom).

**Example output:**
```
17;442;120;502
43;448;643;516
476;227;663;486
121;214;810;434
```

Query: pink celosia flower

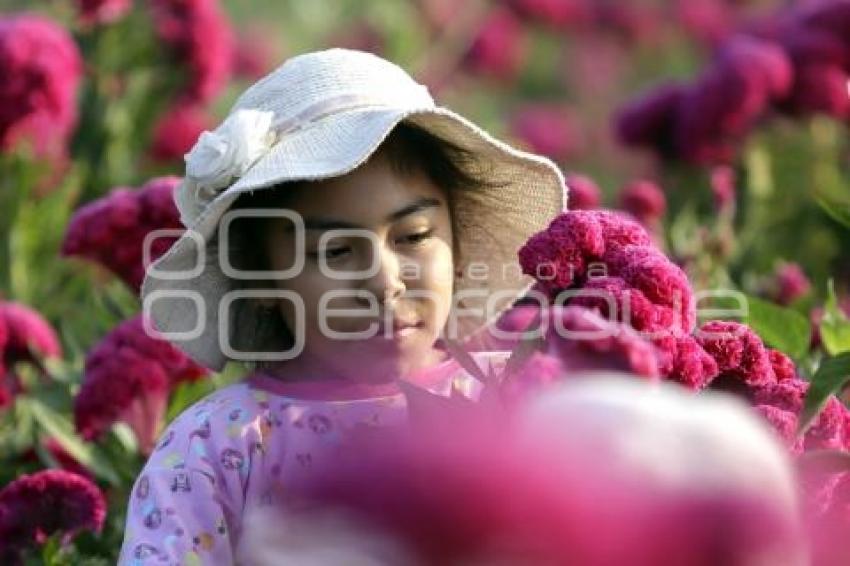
615;82;685;159
781;62;850;119
510;104;582;162
62;176;184;292
148;0;235;103
232;29;277;80
618;179;666;226
697;320;774;387
769;262;812;306
0;302;62;404
75;0;131;26
592;1;661;44
710;164;736;212
464;7;527;81
565;174;601;210
544;305;661;379
509;0;593;29
674;0;735;46
518;210;652;295
0;14;82;160
73;315;208;453
0;469;105;556
148;103;211;162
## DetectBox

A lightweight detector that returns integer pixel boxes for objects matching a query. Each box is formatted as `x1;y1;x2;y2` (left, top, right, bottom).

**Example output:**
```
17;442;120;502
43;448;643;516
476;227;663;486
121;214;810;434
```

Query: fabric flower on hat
62;177;183;292
73;315;209;453
0;14;82;160
176;108;276;227
0;469;106;560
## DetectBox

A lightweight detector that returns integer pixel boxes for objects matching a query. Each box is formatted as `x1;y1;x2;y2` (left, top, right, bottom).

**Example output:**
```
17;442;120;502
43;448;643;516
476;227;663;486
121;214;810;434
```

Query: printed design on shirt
189;419;211;441
295;452;312;468
136;475;150;499
220;448;245;471
226;405;251;438
132;543;163;560
143;507;162;529
308;413;333;435
155;429;175;452
170;471;191;493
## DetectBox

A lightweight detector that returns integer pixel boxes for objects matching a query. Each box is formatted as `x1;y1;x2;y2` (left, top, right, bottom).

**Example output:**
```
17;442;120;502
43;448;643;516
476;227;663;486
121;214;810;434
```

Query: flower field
1;0;850;563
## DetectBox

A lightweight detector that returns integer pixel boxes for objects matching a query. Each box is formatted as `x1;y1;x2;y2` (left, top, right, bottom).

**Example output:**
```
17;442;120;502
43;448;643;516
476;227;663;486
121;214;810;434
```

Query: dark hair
220;121;502;370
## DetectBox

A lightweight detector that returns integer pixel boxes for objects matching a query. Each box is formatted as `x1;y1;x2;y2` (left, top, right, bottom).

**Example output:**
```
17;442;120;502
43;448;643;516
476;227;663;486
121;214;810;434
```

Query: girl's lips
374;320;424;339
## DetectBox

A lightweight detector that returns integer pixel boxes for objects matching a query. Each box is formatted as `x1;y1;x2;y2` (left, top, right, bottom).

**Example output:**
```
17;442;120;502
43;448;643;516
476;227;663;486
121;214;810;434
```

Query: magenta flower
0;14;82;160
614;82;685;159
148;0;235;103
62;176;184;292
509;0;593;29
73;315;209;453
148;103;211;162
510;103;582;162
618;179;666;226
75;0;131;26
674;0;735;46
232;28;277;80
770;263;812;306
0;469;105;556
697;321;775;388
0;302;62;407
710;165;736;213
464;7;527;81
566;174;602;210
781;62;850;119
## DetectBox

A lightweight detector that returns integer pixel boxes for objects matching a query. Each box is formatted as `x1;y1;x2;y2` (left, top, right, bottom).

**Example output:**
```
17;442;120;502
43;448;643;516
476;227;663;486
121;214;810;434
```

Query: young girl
120;48;565;564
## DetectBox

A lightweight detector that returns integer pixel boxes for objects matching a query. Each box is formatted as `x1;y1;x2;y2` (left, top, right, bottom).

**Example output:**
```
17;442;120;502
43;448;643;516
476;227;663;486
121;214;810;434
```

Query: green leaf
742;295;811;360
814;192;850;230
25;398;120;486
821;279;850;356
799;352;850;434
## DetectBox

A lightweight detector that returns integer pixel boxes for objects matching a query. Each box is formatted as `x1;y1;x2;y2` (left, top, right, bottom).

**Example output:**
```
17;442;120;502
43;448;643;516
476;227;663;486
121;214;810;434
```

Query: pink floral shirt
118;351;509;565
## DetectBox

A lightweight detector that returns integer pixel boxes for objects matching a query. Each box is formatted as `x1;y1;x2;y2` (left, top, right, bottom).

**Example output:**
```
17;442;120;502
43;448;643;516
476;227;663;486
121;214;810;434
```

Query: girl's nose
357;246;406;305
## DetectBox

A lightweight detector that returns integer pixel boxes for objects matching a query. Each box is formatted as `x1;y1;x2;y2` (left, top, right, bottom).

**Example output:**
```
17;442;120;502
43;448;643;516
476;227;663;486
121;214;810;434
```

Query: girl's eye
398;229;434;246
309;247;351;261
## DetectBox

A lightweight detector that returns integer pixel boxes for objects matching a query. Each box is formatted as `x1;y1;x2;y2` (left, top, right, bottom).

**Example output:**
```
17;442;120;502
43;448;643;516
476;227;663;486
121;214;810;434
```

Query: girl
120;48;565;564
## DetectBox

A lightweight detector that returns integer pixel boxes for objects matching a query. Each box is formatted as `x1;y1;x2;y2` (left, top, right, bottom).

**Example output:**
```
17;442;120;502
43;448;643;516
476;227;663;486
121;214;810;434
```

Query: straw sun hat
141;47;567;372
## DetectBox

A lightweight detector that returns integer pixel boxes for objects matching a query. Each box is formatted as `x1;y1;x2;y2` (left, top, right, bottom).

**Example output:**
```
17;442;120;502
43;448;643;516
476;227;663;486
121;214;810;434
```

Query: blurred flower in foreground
148;0;234;104
0;469;106;562
238;377;806;566
73;315;208;453
565;173;601;210
62;176;184;292
0;302;62;409
75;0;132;27
0;14;82;161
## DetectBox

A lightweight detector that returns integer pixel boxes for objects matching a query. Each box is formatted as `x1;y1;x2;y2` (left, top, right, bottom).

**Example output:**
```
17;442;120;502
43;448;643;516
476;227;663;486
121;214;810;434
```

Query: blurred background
0;0;849;562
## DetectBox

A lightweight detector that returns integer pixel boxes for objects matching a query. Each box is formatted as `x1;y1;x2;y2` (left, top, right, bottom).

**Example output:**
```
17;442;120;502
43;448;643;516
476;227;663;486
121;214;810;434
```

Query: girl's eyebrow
297;197;443;231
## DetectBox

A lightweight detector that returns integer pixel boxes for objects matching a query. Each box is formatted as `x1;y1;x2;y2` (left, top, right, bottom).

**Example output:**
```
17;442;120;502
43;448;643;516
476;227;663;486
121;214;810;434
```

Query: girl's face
262;151;455;383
